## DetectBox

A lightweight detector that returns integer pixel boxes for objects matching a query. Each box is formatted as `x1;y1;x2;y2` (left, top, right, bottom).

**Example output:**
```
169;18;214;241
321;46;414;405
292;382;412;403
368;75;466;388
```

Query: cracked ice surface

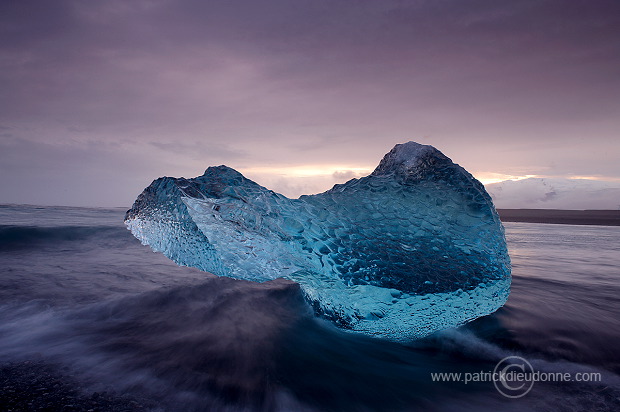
125;142;511;340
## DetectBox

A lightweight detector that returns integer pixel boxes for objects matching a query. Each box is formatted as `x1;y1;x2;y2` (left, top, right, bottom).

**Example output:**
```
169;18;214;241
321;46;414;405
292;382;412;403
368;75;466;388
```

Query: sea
0;204;619;411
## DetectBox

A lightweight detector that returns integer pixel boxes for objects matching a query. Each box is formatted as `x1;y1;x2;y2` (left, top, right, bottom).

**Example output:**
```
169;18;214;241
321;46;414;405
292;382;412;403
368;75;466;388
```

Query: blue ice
125;142;511;340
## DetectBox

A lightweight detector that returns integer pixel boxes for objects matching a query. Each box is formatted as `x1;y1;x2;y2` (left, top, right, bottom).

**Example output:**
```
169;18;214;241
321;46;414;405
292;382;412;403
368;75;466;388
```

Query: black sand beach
497;209;620;226
0;361;154;412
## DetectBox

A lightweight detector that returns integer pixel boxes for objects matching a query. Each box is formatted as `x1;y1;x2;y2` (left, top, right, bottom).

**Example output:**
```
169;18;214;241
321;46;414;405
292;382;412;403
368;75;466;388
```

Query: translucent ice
125;142;511;340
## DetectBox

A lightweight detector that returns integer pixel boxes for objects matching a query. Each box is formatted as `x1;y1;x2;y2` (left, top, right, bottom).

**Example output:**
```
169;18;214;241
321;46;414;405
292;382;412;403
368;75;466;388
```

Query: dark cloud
0;0;619;206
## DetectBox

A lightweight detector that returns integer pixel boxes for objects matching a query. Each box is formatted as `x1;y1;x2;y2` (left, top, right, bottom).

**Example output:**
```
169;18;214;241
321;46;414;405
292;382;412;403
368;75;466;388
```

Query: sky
1;0;619;208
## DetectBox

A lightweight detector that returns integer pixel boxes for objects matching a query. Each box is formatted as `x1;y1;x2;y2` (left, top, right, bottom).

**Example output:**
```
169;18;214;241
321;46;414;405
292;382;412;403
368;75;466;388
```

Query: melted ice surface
125;142;511;339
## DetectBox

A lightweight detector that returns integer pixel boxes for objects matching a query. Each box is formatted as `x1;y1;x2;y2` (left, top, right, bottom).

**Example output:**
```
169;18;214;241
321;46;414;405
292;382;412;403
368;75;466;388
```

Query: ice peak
203;165;240;176
371;141;445;176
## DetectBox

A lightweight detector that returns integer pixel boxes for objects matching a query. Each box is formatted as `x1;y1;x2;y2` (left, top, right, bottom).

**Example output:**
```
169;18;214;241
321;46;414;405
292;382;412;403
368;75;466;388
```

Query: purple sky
1;0;619;207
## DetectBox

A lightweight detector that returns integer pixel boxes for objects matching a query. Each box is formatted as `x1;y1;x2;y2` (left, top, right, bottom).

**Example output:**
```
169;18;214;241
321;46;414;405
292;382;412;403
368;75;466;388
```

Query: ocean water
0;204;619;411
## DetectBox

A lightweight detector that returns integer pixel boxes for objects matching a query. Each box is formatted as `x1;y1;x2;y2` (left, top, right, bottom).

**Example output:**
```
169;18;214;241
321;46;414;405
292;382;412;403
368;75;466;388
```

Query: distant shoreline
1;204;619;226
497;209;620;226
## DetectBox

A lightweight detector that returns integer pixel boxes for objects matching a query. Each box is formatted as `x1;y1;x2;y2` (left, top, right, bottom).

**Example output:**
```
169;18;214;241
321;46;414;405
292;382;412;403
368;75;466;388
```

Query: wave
0;278;313;410
0;225;130;250
1;277;618;412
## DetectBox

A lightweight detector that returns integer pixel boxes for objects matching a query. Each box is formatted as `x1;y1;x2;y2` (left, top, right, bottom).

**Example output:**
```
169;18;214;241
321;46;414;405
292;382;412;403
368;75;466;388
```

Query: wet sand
0;361;154;412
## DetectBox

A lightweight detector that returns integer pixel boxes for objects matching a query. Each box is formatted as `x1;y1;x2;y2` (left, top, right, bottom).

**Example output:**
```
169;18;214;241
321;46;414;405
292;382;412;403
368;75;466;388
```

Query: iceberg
125;142;510;340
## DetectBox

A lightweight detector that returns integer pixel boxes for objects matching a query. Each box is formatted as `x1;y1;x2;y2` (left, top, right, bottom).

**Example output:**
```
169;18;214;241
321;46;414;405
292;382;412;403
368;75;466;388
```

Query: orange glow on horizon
237;166;620;188
473;173;540;185
238;165;373;178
